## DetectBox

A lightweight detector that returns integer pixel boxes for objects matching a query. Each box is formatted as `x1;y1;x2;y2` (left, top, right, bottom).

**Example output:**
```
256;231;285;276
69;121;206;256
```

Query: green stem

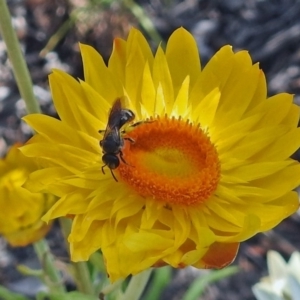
40;11;76;58
122;0;163;46
33;239;66;293
0;0;41;114
74;261;94;295
59;218;94;295
119;269;153;300
182;266;239;300
101;279;123;296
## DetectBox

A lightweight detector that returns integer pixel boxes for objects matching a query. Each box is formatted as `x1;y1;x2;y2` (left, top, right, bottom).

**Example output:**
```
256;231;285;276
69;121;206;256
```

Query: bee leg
124;137;135;143
122;120;154;135
131;119;154;128
119;150;127;164
119;150;132;167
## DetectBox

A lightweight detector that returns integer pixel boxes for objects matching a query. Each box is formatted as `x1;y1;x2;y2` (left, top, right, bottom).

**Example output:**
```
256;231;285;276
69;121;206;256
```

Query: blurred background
0;0;300;299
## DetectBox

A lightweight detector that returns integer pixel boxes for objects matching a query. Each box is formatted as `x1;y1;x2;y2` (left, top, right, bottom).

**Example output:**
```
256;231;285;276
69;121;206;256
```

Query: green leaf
17;264;43;278
89;251;106;274
143;266;172;300
37;291;98;300
0;286;30;300
182;266;239;300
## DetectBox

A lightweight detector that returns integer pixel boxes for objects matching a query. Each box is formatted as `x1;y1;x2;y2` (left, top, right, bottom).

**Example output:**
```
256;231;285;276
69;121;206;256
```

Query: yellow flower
0;144;56;246
21;28;300;281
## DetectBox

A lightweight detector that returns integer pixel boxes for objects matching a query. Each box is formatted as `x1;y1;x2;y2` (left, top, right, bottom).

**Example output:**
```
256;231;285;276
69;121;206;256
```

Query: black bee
99;98;135;181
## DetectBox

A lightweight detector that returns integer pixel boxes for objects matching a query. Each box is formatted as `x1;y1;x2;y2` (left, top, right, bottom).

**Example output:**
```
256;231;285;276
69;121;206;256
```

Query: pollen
118;116;221;206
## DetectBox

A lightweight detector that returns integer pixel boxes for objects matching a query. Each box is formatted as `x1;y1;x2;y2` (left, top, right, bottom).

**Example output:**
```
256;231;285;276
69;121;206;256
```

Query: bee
99;98;135;181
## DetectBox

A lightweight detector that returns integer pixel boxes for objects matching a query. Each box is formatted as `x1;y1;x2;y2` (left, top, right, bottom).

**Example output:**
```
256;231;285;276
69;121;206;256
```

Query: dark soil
1;0;300;299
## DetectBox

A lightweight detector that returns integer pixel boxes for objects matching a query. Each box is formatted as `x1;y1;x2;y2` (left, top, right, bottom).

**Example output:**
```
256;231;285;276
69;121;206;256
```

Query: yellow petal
23;114;100;150
140;62;157;117
21;142;99;174
153;46;174;114
108;38;127;85
215;65;260;127
171;76;190;117
42;191;89;221
49;70;85;130
80;43;121;101
166;27;201;95
125;28;154;110
192;88;220;128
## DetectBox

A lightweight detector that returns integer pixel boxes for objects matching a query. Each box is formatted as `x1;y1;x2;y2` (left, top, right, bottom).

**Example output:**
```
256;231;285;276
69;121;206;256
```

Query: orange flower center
118;116;220;205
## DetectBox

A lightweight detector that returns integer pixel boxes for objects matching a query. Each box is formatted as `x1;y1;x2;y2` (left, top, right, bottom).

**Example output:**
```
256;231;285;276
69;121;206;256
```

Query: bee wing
108;98;122;126
102;98;122;139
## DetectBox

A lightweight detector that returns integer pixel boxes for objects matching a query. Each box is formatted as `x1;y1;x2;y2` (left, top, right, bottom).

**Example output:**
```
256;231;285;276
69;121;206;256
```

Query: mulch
1;0;300;299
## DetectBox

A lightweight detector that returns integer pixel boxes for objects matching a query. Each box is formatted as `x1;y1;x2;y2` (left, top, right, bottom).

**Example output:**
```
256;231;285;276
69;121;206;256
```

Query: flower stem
33;239;66;293
119;269;153;300
122;0;163;46
0;1;41;114
59;218;94;295
73;260;94;295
